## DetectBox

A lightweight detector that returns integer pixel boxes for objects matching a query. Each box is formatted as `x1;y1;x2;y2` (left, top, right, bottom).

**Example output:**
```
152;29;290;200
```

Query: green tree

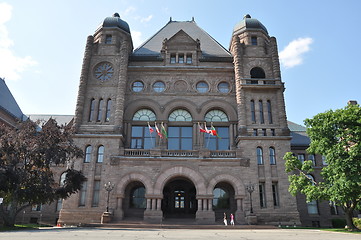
0;119;86;227
284;103;361;231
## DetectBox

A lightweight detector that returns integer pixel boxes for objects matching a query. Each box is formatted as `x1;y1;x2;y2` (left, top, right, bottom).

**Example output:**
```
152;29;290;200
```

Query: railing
210;150;236;158
124;149;150;156
161;150;199;158
244;78;278;85
123;149;236;158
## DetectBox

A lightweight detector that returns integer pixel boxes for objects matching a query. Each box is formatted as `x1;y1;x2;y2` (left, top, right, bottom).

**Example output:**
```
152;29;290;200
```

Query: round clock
94;62;114;81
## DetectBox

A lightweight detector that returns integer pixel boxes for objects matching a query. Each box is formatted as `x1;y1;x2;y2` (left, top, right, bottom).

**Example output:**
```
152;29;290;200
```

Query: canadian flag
148;122;154;134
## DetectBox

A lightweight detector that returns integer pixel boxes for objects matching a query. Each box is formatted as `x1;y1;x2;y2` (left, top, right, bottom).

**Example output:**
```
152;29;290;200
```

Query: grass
0;223;52;232
280;226;361;234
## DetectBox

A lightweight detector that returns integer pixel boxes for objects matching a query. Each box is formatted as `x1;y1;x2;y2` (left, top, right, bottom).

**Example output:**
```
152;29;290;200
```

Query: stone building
57;13;301;225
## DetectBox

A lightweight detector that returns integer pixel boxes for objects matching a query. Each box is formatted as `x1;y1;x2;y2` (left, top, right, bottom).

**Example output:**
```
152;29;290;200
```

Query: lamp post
246;182;255;214
104;181;115;213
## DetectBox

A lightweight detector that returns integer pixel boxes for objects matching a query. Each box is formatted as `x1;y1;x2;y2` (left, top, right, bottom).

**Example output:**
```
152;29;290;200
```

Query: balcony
123;149;236;158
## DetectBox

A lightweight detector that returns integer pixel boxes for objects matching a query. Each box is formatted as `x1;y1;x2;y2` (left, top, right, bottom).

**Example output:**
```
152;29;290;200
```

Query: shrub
331;218;346;228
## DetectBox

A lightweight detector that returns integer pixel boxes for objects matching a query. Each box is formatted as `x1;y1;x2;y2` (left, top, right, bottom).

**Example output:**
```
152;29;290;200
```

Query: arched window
168;109;192;150
269;147;276;165
130;186;146;208
257;147;263;165
89;98;95;122
306;175;318;214
96;146;104;163
133;109;156;121
168;109;192;122
213;187;230;209
205;110;228;122
84;145;92;163
105;99;112;122
97;99;104;122
250;67;265;78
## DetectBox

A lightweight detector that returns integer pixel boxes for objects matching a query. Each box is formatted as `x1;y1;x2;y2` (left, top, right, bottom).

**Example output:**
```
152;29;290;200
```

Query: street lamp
246;182;255;214
104;181;115;213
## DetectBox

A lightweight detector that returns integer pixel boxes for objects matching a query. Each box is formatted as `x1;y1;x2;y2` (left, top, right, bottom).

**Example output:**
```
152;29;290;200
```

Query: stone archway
162;177;197;219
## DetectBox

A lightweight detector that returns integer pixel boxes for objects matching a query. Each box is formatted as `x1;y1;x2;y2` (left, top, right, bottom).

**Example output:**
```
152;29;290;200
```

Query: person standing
223;212;228;226
230;213;235;226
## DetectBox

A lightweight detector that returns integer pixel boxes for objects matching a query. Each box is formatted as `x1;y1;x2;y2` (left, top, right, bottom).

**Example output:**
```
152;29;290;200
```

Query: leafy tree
284;103;361;231
0;119;86;227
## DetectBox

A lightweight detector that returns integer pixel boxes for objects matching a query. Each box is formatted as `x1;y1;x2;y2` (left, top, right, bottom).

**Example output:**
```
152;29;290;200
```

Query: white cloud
0;2;37;81
279;37;313;68
140;15;153;23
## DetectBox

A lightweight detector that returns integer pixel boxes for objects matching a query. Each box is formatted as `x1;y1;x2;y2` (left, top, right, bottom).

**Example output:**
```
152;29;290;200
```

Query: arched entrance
123;181;146;219
162;177;197;219
213;182;236;221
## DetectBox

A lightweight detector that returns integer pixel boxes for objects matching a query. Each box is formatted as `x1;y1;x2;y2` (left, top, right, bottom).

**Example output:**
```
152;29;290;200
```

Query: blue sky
0;0;360;125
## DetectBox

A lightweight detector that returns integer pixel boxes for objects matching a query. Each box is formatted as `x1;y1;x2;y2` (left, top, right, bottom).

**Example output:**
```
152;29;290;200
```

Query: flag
211;125;221;139
148;122;154;134
161;123;168;138
155;123;163;138
198;122;207;133
204;124;213;135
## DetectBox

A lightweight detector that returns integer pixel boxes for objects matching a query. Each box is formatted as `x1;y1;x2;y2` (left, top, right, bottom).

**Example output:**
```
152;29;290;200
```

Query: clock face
94;62;114;81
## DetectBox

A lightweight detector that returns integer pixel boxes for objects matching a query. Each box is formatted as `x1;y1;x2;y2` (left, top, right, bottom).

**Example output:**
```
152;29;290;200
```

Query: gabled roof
28;114;74;127
0;78;27;121
132;20;232;59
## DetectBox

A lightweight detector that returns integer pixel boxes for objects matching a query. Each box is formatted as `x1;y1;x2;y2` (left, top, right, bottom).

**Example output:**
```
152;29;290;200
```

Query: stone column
73;35;94;132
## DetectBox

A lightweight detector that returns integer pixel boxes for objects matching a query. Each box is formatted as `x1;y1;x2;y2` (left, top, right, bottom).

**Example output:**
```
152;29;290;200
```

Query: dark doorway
162;177;197;219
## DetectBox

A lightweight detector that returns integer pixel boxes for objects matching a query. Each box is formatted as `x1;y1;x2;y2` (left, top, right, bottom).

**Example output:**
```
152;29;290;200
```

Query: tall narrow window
97;145;104;163
257;147;263;165
297;154;305;163
259;100;264;124
186;54;192;64
89;99;95;122
251;36;258;45
267;100;273;124
84;145;92;163
170;54;176;63
269;147;276;165
79;181;87;206
308;154;316;165
97;99;104;122
259;183;266;208
105;35;112;44
105;99;112;122
250;100;256;123
272;183;279;207
178;53;184;63
92;180;100;207
307;175;318;214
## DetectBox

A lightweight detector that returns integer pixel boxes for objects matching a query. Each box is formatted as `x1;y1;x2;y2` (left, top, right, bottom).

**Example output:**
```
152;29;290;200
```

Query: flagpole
147;122;154;148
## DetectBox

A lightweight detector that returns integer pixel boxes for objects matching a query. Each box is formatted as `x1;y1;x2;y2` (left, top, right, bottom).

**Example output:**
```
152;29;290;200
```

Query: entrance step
83;220;278;229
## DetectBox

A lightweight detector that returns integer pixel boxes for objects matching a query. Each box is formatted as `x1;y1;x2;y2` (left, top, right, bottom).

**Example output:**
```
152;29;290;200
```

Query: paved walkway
0;228;359;240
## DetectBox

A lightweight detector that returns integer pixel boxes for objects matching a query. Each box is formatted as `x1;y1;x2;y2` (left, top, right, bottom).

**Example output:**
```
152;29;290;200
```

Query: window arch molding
163;98;197;121
204;109;229;122
132;108;156;121
250;67;266;79
168;109;192;122
199;100;237;122
124;99;162;121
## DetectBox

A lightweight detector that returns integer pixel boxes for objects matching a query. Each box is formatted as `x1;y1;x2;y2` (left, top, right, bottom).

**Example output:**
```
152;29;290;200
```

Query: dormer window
251;36;257;45
105;35;112;44
170;54;176;63
178;54;184;63
186;54;192;64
